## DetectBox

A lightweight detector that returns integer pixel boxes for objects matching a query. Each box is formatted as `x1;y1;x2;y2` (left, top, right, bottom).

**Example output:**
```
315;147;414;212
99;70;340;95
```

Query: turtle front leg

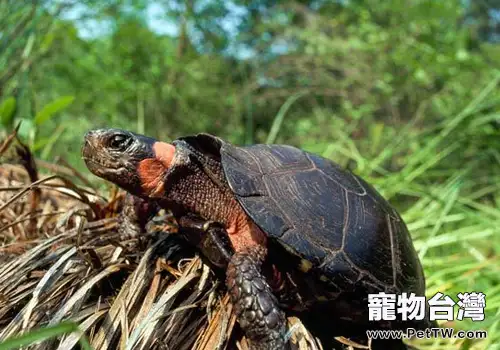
117;193;159;238
178;215;234;268
227;245;289;350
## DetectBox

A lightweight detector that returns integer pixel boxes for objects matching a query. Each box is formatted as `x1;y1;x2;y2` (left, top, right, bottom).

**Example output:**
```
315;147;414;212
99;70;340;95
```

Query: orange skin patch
227;213;267;253
137;141;175;197
153;141;175;168
137;158;166;197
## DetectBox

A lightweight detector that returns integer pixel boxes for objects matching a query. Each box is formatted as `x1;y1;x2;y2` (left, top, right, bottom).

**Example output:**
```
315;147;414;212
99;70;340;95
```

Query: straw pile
0;129;345;350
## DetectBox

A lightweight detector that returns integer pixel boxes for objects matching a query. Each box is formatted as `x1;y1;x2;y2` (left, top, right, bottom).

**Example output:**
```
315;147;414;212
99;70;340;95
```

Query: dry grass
0;131;337;349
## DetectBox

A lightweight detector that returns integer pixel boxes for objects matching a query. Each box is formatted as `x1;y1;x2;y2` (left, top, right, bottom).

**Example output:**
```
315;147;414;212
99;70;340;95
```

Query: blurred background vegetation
0;0;499;349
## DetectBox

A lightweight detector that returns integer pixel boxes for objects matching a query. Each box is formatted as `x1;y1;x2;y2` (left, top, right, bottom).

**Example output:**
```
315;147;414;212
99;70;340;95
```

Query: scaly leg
226;245;289;350
179;217;288;349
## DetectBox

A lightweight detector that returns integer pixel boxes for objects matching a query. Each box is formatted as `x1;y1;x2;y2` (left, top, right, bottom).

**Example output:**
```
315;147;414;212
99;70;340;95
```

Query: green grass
0;322;92;350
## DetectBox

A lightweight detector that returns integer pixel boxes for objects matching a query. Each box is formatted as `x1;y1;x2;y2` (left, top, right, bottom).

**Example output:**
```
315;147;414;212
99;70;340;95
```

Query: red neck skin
137;141;175;197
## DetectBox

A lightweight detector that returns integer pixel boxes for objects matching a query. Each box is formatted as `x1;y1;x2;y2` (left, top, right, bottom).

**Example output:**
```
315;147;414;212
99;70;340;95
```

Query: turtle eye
108;134;130;150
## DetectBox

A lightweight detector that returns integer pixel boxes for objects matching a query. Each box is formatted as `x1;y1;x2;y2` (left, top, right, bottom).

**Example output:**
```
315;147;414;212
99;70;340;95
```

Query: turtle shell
219;141;426;297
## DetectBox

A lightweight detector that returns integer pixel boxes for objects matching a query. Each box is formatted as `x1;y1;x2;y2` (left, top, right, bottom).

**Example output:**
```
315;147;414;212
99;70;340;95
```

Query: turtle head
82;128;176;198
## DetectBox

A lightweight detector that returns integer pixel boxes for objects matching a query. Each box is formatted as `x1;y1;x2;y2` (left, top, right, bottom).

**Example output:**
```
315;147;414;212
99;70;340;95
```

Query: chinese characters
368;292;486;321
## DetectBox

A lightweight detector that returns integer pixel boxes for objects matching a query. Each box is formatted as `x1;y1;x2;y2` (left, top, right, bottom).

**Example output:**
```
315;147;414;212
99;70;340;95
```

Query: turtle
82;129;433;350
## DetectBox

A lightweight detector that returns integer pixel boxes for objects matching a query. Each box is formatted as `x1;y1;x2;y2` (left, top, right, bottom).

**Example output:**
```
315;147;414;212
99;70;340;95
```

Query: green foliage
0;321;92;350
0;97;16;127
34;95;75;126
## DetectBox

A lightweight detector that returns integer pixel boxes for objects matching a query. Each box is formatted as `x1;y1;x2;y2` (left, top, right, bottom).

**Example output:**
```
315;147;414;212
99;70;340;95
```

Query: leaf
0;321;92;350
34;96;75;126
22;33;36;59
370;122;384;155
0;97;16;126
34;124;66;159
16;118;35;141
40;31;55;53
